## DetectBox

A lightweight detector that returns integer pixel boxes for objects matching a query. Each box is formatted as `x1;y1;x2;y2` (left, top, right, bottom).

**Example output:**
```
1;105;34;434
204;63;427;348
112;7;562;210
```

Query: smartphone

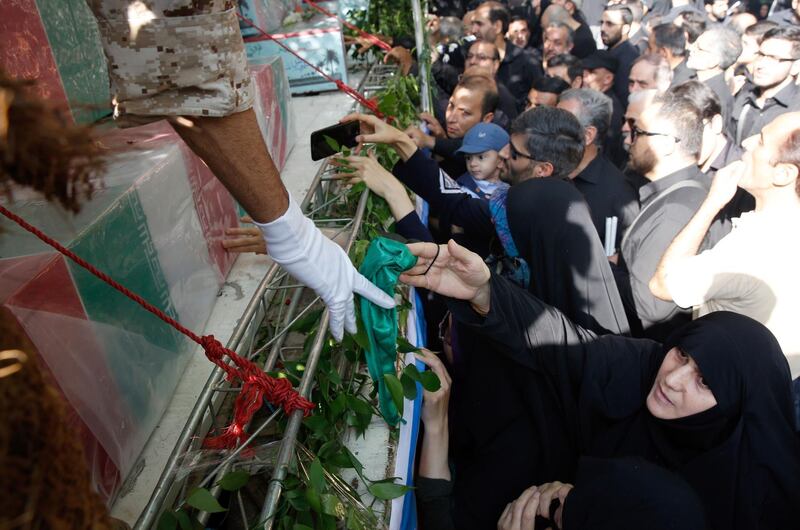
310;121;360;161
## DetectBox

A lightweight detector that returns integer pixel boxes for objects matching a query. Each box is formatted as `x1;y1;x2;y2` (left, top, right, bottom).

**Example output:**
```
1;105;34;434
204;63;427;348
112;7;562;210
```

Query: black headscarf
562;456;708;530
449;178;630;529
580;311;800;530
506;177;629;335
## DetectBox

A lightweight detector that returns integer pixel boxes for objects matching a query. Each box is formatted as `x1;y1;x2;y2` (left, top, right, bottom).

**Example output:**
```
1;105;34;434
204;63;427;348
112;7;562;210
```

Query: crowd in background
332;0;800;527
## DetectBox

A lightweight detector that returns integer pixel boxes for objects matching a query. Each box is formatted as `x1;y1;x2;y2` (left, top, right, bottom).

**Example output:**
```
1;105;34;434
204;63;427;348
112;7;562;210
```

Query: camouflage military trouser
87;1;254;117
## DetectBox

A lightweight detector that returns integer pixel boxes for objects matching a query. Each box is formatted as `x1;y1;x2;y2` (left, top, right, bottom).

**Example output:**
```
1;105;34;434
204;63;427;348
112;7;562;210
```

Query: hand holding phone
310;121;360;161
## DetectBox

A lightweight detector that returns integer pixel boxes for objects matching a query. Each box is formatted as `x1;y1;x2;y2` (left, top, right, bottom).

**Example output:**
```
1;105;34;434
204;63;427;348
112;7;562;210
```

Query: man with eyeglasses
730;26;800;146
613;91;711;340
470;1;542;102
650;112;800;380
464;41;521;120
346;107;585;260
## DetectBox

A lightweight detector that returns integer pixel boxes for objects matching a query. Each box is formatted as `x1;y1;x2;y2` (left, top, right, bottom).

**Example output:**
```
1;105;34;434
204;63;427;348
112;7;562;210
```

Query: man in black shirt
648;23;697;87
463;41;520;123
582;50;627;166
616;91;710;340
470;1;541;101
686;25;741;127
541;4;597;58
602;4;641;103
557;88;640;250
407;74;499;179
730;26;800;145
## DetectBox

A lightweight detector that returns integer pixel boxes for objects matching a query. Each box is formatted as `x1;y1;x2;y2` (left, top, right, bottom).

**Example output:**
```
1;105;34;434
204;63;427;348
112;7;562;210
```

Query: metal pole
258;189;371;529
410;0;432;113
135;161;328;530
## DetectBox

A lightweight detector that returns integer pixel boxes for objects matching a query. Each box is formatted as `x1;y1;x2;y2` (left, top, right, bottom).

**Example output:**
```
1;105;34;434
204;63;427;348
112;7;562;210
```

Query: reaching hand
534;481;573;529
333;153;400;199
256;197;395;341
498;486;542;530
340;112;405;146
707;160;745;211
400;240;491;310
419;112;446;139
405;125;436;149
222;216;268;254
415;349;452;431
383;46;413;76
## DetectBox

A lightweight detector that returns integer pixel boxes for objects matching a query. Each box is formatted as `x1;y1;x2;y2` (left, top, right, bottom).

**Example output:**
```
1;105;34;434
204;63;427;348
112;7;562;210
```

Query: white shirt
665;209;800;378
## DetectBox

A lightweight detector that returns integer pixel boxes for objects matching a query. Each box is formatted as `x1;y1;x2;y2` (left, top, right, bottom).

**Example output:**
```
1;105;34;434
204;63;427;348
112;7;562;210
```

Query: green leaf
420;370;441;392
323;134;340;153
344;446;365;481
403;363;422;382
218;470;249;491
304;414;330;437
290;308;323;333
367;480;412;500
321;493;345;518
186;487;226;513
309;457;326;494
396;336;420;353
383;373;404;415
352;325;370;351
328;393;346;417
345;395;372;417
157;512;177;530
293;524;314;530
400;372;418;400
175;510;193;530
305;487;322;514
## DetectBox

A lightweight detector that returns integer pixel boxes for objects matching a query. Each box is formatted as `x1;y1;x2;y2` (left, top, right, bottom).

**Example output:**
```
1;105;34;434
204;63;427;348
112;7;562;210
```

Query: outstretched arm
649;161;743;301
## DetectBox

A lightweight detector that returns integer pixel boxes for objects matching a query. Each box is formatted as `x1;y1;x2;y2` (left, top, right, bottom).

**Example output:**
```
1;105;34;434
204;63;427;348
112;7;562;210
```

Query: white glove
255;195;396;341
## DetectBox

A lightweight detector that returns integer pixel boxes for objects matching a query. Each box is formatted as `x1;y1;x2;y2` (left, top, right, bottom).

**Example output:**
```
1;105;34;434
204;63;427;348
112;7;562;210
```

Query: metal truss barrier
135;62;401;530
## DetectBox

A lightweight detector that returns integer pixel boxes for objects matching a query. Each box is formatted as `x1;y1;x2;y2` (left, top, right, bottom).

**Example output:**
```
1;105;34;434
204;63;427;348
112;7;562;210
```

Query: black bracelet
420;243;440;276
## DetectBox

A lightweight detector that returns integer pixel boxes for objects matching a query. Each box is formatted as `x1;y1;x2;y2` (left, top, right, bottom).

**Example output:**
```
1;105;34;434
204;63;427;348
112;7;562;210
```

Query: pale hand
498;485;542;530
256;197;395;341
405;125;435;149
419;112;446;139
414;349;452;431
399;240;491;310
222;216;268;254
707;160;745;211
340;112;405;146
333;153;402;199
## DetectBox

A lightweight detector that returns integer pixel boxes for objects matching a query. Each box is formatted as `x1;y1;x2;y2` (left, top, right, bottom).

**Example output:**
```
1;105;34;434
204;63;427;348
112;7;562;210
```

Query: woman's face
646;347;718;420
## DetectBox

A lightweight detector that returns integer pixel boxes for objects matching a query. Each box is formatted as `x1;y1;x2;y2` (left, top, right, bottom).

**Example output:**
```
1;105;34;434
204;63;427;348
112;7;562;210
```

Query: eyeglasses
755;51;799;63
630;123;681;143
466;53;498;62
509;140;538;161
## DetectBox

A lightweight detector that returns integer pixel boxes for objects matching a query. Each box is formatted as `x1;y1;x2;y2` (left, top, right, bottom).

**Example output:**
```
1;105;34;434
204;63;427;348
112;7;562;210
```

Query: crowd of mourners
334;0;800;528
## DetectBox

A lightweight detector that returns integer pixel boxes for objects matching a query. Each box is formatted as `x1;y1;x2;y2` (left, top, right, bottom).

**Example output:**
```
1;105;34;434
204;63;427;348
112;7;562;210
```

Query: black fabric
449;275;800;530
494;80;519;129
705;73;733;128
616;165;709;341
506;177;630;335
572;23;598;59
433;137;468;180
416;477;456;530
731;80;800;145
603;89;627;168
562;456;708;530
449;178;629;530
608;40;640;104
496;39;543;102
670;59;697;87
572;153;640;250
393;149;495;257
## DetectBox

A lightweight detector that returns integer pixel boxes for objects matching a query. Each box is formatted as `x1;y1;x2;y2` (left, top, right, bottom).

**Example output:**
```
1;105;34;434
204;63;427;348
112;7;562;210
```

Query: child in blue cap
455;122;510;201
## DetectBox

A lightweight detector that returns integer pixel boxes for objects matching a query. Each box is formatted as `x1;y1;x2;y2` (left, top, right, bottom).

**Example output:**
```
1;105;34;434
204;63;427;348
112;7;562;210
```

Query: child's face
465;149;502;181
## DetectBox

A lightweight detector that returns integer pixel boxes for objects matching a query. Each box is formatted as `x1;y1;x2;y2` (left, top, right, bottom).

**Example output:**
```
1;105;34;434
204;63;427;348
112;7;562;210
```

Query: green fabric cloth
358;237;417;425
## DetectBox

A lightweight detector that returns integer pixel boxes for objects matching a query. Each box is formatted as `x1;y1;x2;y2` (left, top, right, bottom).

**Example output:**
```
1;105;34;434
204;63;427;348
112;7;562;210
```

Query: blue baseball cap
456;123;509;155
